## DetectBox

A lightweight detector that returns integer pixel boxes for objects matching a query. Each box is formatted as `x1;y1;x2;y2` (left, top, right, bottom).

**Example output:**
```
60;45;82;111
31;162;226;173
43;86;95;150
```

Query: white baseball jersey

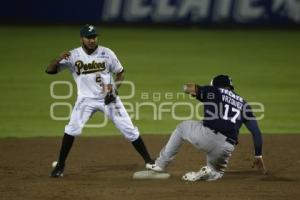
59;46;123;99
59;46;140;141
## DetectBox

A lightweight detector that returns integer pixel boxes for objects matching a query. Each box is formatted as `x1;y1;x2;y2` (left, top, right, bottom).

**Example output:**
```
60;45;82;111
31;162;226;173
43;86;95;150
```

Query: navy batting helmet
211;75;234;90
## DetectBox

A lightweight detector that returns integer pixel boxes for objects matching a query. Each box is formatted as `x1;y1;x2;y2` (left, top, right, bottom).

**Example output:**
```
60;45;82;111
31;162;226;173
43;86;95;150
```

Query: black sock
57;133;75;166
131;136;153;164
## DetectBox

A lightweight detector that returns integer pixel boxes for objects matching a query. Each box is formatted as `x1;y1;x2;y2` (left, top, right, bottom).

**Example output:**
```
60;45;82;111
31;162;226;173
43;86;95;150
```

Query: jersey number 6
96;74;103;84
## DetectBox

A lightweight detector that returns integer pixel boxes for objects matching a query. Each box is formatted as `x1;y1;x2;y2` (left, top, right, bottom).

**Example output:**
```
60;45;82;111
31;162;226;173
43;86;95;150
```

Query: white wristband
255;155;262;158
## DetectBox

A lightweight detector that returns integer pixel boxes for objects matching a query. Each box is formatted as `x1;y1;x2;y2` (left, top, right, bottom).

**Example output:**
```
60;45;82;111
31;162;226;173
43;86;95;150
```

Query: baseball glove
104;92;116;105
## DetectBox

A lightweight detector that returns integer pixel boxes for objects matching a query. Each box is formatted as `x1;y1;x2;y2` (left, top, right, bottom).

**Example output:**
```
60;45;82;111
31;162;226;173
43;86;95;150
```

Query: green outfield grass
0;26;299;137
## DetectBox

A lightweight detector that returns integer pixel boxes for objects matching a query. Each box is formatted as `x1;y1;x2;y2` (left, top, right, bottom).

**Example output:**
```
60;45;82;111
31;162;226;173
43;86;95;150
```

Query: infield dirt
0;135;299;200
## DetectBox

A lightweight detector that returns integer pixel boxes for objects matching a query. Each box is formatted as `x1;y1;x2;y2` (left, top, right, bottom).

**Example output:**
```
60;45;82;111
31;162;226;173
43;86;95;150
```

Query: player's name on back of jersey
75;60;106;75
220;88;243;110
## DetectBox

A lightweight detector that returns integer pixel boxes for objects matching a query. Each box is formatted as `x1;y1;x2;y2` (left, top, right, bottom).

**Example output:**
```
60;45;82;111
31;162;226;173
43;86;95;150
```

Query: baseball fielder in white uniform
46;24;154;178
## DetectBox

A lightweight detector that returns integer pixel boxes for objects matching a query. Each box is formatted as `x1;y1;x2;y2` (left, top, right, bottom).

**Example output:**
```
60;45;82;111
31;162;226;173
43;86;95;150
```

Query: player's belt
206;126;238;145
225;137;237;146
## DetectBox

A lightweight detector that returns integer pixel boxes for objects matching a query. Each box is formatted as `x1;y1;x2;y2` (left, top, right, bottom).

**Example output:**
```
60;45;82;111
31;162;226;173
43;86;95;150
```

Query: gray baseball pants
156;120;235;173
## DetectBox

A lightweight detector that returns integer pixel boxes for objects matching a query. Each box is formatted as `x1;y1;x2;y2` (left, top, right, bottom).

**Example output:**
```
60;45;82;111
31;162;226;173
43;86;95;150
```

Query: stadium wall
1;0;300;26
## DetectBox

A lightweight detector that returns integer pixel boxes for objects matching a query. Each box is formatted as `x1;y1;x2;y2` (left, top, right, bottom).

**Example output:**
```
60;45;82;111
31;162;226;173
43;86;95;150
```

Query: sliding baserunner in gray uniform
146;75;267;181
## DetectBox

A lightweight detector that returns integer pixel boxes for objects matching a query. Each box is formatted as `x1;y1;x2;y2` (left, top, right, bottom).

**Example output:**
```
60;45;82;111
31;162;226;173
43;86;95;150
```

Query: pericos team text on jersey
75;60;106;75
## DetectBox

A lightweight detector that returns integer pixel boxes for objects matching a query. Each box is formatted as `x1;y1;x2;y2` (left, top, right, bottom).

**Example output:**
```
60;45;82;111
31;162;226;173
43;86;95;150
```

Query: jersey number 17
222;104;241;123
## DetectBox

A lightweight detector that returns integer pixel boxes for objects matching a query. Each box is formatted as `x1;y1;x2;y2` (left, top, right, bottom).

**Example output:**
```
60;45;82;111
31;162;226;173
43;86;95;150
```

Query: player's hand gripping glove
104;84;117;105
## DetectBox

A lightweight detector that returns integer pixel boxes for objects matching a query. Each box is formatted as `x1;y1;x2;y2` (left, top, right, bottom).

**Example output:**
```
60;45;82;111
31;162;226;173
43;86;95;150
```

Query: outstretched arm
245;119;267;174
45;51;70;74
183;83;199;97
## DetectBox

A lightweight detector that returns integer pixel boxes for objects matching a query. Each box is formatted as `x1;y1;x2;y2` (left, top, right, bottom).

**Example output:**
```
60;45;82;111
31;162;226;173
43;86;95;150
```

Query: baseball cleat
50;162;65;178
182;166;211;181
146;163;164;172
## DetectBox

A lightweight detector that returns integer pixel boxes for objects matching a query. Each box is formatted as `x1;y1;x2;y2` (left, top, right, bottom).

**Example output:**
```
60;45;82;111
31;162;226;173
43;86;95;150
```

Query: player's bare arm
103;70;124;105
115;70;125;89
183;83;199;96
244;117;267;175
103;70;124;93
45;51;70;74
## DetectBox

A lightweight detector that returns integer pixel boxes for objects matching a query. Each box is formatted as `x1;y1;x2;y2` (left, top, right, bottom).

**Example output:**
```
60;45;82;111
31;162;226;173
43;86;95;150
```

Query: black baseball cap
80;24;98;37
211;75;234;90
